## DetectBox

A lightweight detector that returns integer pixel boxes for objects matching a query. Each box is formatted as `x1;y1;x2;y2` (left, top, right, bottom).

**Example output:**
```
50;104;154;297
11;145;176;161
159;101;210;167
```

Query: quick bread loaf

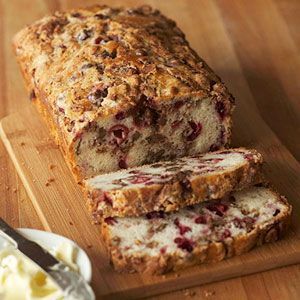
14;5;292;277
101;186;292;274
84;148;264;220
13;5;234;180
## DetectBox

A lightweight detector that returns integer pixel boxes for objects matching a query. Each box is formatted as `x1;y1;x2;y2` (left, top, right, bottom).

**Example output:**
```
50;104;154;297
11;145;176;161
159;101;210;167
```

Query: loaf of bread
13;5;234;180
85;148;263;221
101;186;292;274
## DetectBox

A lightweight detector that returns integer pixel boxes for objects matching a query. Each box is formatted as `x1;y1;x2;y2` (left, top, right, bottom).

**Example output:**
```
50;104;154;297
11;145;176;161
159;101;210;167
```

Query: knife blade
0;218;95;300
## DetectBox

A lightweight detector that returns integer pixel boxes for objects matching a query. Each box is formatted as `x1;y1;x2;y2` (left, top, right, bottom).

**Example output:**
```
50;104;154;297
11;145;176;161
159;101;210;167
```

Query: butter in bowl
0;224;94;300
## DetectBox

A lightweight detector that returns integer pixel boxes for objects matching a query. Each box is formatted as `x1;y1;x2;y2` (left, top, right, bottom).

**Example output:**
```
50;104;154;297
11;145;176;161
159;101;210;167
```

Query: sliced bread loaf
101;186;292;274
85;148;263;220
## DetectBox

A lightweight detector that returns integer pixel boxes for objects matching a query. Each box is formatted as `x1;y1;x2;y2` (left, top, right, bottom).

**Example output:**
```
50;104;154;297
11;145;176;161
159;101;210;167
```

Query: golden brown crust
100;190;292;275
86;148;264;221
13;5;234;180
13;5;233;119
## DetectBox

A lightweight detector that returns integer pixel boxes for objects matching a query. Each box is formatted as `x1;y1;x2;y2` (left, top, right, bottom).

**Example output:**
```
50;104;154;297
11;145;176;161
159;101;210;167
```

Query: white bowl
0;228;92;283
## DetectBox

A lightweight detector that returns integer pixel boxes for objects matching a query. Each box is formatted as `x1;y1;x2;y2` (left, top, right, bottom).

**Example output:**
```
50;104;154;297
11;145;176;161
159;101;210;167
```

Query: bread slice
84;148;263;220
101;186;292;275
13;5;234;181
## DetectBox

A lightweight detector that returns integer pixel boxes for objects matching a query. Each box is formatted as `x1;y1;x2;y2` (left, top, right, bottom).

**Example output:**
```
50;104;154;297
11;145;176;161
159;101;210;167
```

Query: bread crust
13;5;234;180
100;189;292;275
85;148;264;221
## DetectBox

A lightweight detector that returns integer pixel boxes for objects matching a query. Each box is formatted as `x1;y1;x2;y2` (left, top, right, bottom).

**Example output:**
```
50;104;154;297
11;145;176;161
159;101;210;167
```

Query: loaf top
13;5;234;136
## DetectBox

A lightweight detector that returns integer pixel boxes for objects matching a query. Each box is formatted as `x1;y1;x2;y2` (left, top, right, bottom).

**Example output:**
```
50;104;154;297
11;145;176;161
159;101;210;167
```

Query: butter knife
0;218;95;300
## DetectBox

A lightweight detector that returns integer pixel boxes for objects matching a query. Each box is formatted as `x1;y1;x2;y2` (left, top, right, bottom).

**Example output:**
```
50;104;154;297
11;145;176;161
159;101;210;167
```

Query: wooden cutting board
1;102;300;299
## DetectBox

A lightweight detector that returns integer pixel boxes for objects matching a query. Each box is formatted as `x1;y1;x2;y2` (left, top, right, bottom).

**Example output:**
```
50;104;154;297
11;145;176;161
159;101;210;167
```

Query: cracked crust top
13;5;234;142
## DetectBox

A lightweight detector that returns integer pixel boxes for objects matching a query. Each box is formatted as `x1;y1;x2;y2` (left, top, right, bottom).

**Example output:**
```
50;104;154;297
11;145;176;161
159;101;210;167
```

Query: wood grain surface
0;0;299;299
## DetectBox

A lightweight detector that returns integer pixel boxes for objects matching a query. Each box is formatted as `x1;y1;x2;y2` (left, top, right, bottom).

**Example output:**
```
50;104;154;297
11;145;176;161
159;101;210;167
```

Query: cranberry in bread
85;148;263;220
101;186;292;274
13;5;234;180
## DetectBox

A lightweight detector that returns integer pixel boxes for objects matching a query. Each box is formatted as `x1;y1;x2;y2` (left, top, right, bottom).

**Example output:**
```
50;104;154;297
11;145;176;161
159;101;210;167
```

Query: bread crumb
45;177;55;186
5;186;9;191
87;244;93;249
20;142;25;146
49;164;56;170
183;289;196;297
13;188;17;193
204;290;215;297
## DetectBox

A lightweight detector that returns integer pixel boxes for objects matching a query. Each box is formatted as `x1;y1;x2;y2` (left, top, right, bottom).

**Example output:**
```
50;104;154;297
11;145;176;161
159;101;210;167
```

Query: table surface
0;0;299;299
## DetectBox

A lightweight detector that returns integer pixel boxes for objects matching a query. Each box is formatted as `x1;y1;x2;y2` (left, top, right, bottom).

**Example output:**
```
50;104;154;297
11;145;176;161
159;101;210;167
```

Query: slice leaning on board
101;186;292;274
